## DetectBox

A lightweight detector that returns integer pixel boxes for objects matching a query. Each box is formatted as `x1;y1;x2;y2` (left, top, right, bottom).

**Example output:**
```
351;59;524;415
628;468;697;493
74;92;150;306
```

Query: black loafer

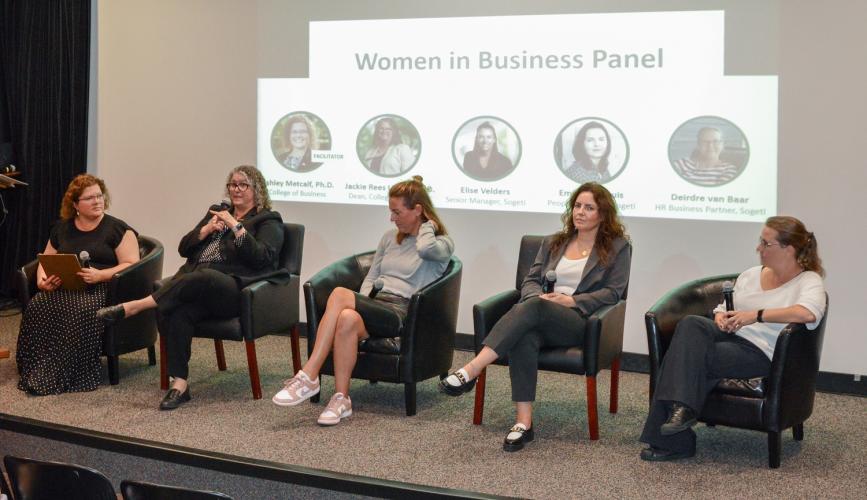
639;446;695;462
439;371;476;396
503;425;534;452
159;387;191;411
96;304;126;324
660;403;698;436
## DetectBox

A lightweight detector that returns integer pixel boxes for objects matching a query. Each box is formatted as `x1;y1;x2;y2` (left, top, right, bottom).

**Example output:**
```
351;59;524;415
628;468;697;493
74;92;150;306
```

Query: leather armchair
4;455;116;500
303;252;462;416
157;223;304;400
121;479;233;499
472;236;628;440
644;275;830;468
15;235;165;385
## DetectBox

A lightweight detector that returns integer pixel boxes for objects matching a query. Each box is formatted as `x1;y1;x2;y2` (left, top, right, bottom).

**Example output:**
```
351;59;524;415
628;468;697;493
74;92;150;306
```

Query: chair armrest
584;300;627;376
241;275;300;340
15;260;38;307
106;245;164;306
303;256;368;351
763;322;822;430
472;289;520;354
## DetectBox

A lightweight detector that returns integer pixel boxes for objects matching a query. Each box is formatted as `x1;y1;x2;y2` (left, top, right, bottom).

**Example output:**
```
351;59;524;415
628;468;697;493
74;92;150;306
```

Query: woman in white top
440;182;632;451
638;216;826;461
362;117;416;176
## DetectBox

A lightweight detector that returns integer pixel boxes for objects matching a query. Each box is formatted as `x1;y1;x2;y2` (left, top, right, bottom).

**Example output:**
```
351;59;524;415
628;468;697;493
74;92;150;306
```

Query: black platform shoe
639;446;695;462
503;424;534;452
96;304;126;324
660;403;697;436
438;370;476;396
159;387;191;411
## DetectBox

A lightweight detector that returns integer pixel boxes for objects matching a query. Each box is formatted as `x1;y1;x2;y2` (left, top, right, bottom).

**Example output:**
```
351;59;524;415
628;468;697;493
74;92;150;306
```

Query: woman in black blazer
441;182;631;451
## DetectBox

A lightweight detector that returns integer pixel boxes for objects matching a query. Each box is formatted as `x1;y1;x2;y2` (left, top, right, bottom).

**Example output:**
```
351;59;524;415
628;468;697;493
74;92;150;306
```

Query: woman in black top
17;174;140;395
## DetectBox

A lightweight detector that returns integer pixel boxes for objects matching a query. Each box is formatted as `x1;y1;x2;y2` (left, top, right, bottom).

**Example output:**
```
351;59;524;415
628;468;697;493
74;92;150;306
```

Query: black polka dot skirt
16;283;108;396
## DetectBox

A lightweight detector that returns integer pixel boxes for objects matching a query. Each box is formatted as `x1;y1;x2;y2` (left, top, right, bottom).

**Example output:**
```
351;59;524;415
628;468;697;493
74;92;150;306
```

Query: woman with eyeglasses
97;165;288;410
17;174;140;395
638;216;826;462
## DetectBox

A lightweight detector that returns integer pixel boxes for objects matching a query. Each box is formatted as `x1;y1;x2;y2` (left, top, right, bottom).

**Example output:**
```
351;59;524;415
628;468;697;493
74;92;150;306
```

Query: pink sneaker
317;393;352;426
272;371;320;406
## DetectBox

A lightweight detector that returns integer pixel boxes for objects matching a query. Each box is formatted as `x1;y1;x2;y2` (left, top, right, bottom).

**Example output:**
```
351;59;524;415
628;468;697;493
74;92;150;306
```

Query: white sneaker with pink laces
317;393;352;426
272;370;320;406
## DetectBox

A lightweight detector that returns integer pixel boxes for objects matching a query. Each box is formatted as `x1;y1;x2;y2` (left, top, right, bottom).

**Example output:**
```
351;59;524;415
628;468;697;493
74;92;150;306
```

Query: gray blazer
520;234;632;316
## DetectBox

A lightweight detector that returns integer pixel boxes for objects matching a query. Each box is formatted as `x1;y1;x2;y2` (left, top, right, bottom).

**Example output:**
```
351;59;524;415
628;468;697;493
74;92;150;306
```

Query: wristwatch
757;309;765;323
233;222;244;232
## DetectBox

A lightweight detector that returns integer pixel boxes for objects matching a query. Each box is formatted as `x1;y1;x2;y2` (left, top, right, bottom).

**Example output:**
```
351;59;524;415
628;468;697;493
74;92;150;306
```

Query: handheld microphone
79;250;91;269
722;281;735;312
218;199;231;211
542;270;557;294
369;278;385;299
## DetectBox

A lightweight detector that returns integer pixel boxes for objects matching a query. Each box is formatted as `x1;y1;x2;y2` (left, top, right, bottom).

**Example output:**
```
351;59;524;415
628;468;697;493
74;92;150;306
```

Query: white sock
446;368;471;386
506;423;529;440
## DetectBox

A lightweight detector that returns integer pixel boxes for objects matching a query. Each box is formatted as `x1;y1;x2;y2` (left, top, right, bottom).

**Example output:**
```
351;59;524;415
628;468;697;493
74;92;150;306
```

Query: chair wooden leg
159;335;168;390
768;431;781;468
245;340;262;400
147;345;156;366
609;356;620;414
793;423;804;441
404;383;417;416
107;355;120;385
473;368;487;425
214;340;227;371
290;324;302;375
587;376;599;440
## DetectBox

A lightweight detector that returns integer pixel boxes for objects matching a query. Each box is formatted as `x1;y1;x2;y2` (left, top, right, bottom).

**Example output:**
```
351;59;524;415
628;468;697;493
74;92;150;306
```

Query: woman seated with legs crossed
441;182;631;451
272;175;454;425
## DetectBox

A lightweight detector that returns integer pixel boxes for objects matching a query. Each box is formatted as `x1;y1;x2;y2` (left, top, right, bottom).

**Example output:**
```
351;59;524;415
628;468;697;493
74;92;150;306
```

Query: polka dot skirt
16;283;108;395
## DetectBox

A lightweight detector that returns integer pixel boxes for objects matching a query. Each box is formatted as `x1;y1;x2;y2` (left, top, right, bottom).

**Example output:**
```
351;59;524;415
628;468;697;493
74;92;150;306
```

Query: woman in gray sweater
273;175;454;425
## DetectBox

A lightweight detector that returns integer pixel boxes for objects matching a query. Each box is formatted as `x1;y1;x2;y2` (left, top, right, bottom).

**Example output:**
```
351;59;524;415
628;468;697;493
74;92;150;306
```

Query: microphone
79;250;91;269
722;281;735;312
218;199;231;211
542;270;557;294
368;278;384;299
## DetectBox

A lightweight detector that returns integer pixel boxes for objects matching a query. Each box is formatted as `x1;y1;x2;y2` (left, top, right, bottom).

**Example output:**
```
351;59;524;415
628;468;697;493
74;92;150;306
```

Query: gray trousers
484;297;586;402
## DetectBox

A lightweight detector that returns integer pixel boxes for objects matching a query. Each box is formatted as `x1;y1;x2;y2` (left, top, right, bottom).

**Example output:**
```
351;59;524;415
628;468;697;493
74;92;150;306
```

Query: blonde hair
388;175;446;244
224;165;272;211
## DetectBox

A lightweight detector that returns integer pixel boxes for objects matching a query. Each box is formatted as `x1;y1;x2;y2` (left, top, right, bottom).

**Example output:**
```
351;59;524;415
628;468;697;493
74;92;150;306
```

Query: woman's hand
77;267;108;284
714;312;729;331
540;293;575;307
199;214;227;240
722;310;759;332
423;215;438;233
209;209;239;229
38;274;62;292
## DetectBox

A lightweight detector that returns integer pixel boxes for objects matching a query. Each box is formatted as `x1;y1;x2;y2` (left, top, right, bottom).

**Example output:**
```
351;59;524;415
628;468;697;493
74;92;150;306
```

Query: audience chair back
4;455;116;500
121;479;233;500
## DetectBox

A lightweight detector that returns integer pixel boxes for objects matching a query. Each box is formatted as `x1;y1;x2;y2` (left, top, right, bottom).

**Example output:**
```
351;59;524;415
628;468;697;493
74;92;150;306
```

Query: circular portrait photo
452;116;521;182
554;117;629;184
668;116;750;187
356;114;421;177
270;111;332;173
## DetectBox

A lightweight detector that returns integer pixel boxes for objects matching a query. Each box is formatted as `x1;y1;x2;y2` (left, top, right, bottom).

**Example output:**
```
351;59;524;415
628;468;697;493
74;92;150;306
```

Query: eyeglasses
226;182;251;192
78;193;105;203
757;238;782;248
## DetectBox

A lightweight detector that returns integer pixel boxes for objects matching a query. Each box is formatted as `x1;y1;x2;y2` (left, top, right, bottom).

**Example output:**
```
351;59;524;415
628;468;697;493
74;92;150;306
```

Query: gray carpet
1;312;865;499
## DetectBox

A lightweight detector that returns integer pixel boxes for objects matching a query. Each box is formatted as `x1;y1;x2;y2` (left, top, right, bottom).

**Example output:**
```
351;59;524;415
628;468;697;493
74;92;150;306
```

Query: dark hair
374;117;403;147
60;174;110;220
388;175;447;244
551;182;627;266
765;215;824;277
225;165;272;211
571;121;611;173
472;121;499;155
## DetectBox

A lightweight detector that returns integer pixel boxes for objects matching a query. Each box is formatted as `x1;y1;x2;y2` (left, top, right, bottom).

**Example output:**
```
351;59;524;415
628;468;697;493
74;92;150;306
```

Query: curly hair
389;175;446;244
765;215;824;277
225;165;272;211
550;182;627;266
60;174;110;220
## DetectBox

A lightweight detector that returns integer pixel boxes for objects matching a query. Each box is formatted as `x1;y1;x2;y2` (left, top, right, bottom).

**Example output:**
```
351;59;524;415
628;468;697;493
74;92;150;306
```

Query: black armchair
471;236;627;440
644;275;830;468
4;455;117;500
304;252;462;416
15;235;165;385
157;223;304;400
121;479;233;499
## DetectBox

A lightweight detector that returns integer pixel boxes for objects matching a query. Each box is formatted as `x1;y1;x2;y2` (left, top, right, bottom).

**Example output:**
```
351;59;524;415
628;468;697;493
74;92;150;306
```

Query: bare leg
123;295;157;317
332;309;368;396
515;401;533;428
171;377;188;392
461;346;499;379
303;287;356;379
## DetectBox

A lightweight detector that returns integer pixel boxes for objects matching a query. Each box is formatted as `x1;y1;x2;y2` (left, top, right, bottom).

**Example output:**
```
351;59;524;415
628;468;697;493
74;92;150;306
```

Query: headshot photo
270;111;332;173
668;116;750;187
452;116;521;182
356;114;421;177
555;117;629;184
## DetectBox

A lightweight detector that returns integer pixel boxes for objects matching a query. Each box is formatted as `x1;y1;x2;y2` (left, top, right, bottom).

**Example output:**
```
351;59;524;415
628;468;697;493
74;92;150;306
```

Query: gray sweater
360;221;455;299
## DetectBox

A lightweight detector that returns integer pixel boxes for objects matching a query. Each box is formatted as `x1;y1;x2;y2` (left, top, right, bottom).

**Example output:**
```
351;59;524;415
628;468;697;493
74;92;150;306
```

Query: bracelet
757;309;764;323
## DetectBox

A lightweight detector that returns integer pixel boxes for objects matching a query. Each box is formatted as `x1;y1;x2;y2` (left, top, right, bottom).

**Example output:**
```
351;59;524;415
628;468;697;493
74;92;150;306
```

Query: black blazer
520;234;631;316
175;206;289;288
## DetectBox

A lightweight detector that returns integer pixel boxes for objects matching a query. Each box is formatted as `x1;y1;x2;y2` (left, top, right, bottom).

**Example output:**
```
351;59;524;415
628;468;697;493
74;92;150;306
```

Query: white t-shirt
713;266;826;360
553;255;588;296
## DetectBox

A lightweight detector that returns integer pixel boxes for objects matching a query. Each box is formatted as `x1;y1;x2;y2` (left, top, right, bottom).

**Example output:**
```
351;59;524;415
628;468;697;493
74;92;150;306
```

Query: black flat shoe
660;403;697;436
503;425;534;452
96;304;126;324
439;370;476;396
159;387;191;411
639;446;695;462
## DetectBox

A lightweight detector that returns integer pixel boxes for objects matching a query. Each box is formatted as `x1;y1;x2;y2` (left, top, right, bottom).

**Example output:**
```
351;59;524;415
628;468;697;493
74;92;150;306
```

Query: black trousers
639;315;771;453
154;269;241;380
483;297;586;402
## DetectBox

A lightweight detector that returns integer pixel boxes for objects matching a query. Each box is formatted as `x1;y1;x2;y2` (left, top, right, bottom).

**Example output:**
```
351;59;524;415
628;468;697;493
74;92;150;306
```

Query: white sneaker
317;393;352;426
272;370;320;406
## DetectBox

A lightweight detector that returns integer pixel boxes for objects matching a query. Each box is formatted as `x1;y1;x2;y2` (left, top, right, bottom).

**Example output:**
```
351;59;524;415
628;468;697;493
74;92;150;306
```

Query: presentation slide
257;11;778;222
